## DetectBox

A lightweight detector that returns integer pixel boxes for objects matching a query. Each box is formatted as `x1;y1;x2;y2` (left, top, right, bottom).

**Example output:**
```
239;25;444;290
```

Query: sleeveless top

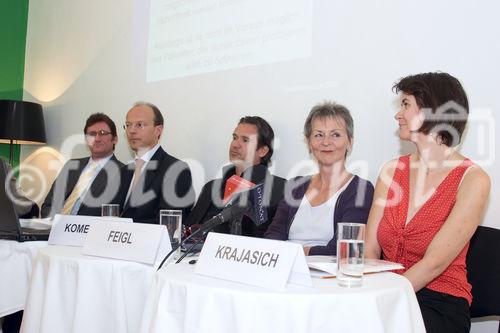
289;177;353;247
377;155;473;304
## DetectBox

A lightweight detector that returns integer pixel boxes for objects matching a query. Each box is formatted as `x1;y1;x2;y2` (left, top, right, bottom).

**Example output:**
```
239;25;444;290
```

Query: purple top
264;175;374;255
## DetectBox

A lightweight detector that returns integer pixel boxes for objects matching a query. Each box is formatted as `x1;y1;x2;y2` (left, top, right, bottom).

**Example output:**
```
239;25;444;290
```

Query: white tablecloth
141;263;425;333
0;240;47;317
21;246;156;333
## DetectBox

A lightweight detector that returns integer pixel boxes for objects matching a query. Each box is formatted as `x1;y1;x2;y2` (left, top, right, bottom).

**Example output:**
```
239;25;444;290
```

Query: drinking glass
337;223;365;287
159;210;182;259
101;204;120;217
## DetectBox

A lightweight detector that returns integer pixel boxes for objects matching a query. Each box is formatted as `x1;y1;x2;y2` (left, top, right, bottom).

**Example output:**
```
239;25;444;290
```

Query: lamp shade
0;100;46;144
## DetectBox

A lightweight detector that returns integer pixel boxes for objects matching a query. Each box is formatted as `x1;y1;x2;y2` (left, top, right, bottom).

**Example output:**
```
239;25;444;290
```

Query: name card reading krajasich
48;214;133;247
82;221;171;266
195;233;312;290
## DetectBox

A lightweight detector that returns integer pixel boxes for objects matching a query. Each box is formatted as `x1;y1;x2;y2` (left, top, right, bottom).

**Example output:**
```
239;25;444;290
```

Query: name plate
195;233;312;290
82;221;171;266
48;214;133;247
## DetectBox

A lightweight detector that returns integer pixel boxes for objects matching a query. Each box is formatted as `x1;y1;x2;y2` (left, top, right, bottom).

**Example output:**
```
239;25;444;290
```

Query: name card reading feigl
195;233;312;290
48;214;133;247
82;221;171;266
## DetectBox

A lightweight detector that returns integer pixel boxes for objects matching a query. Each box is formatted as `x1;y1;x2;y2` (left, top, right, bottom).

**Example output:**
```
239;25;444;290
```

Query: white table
0;240;47;317
141;263;425;333
21;246;156;333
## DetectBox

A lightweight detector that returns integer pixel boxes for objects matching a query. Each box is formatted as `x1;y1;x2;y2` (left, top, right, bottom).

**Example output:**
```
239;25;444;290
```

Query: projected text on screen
147;0;313;81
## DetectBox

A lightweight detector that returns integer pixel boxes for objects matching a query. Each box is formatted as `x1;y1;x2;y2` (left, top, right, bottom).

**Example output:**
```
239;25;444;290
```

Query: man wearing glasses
117;102;195;224
41;113;124;217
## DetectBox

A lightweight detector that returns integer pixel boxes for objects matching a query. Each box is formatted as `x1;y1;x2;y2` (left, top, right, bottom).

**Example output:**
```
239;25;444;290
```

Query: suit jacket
41;155;124;217
118;146;195;224
185;164;286;238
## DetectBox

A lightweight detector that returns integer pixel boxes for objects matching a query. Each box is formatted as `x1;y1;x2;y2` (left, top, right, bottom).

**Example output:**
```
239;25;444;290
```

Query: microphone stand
157;216;220;270
157;204;247;270
157;187;260;270
230;215;243;236
174;235;205;264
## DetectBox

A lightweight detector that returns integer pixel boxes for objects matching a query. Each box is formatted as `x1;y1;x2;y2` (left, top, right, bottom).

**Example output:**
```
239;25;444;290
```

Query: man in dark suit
118;102;195;224
185;116;285;238
41;113;124;217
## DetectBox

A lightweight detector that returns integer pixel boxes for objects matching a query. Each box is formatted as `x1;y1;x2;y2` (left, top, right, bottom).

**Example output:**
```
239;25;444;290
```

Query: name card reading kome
82;221;171;266
195;233;312;290
48;215;99;246
48;215;133;247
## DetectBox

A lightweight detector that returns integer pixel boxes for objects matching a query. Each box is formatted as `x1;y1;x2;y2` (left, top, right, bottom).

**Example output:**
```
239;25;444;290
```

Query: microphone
223;175;255;204
157;200;246;270
223;182;268;226
157;183;268;269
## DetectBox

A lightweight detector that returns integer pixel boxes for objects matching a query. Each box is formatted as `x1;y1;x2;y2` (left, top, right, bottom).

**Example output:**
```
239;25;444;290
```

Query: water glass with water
159;210;182;259
336;222;365;287
101;204;120;217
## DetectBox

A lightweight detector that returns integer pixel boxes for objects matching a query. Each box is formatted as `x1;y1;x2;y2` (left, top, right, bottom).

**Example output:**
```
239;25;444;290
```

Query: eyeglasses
123;122;155;130
86;130;112;138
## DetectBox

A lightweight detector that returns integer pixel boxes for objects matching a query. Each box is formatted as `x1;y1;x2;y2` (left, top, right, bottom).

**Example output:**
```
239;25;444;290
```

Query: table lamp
0;100;47;166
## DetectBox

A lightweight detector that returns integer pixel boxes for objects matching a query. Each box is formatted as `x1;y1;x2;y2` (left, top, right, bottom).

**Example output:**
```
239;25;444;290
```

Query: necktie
61;162;99;215
131;159;145;190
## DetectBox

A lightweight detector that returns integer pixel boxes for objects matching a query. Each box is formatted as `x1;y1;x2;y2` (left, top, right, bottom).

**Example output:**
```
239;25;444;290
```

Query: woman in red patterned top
365;72;490;333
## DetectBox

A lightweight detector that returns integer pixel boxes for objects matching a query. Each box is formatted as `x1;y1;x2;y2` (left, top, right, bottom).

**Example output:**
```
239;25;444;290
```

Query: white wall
22;1;500;330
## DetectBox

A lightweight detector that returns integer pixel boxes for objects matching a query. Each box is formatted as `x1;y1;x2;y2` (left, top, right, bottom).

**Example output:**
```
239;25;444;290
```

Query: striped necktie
60;161;99;215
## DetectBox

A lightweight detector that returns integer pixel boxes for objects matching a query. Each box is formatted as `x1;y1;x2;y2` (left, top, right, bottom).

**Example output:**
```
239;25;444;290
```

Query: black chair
466;226;500;332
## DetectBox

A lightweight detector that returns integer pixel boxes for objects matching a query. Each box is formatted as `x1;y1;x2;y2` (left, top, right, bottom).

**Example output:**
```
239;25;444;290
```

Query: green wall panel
0;0;30;166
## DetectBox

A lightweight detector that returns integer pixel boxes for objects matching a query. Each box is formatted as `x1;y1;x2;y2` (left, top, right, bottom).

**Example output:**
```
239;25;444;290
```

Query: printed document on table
306;256;404;278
